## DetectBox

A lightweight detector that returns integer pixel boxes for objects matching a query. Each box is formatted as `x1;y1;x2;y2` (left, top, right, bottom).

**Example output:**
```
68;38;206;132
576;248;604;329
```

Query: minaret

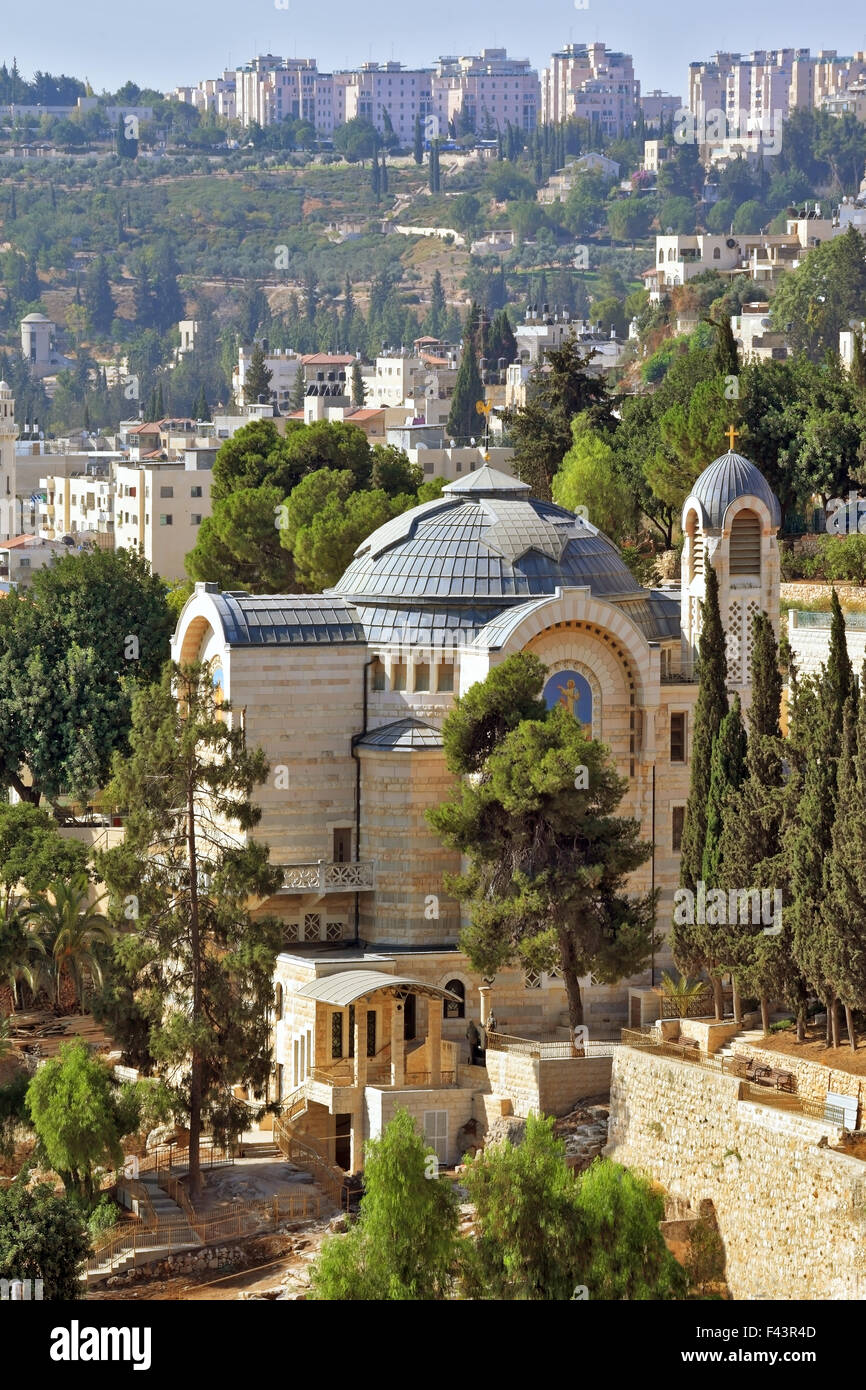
0;381;18;542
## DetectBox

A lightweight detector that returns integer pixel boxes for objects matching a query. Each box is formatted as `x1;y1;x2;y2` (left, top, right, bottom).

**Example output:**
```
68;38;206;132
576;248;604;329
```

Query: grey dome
688;451;781;529
331;468;642;605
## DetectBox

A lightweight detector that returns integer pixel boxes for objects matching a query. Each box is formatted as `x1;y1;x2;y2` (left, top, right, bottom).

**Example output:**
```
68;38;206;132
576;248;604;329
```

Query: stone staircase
717;1028;765;1063
86;1175;203;1285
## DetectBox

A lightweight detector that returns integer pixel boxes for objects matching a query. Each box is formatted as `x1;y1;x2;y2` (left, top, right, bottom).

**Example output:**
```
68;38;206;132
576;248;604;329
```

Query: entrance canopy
294;970;459;1007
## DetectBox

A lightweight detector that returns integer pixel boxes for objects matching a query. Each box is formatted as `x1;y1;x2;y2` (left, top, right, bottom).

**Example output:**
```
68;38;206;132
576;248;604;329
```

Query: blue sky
3;0;866;100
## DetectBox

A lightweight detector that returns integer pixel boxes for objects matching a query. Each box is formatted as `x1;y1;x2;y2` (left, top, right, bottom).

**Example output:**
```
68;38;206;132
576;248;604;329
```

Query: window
370;659;386;691
414;662;430;692
190;514;202;526
730;508;761;576
524;969;542;990
18;558;30;569
713;247;721;259
159;514;173;526
424;1110;448;1164
437;663;454;692
392;663;407;691
672;805;685;852
159;486;174;498
274;983;283;1020
443;979;465;1019
190;485;203;498
145;514;149;525
670;712;686;763
331;1011;343;1059
303;913;320;941
333;827;352;862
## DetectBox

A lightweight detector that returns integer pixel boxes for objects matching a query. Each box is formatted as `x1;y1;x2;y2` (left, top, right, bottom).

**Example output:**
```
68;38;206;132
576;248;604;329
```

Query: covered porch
280;970;464;1172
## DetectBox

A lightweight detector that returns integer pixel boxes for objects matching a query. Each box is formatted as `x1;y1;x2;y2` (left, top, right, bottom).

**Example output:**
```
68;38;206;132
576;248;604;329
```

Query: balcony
279;860;376;895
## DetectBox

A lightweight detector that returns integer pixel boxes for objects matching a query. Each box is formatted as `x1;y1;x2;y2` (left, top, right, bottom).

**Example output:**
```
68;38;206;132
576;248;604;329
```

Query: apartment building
687;48;866;135
0;534;69;589
113;456;214;581
233;347;302;411
542;43;639;135
640;90;682;127
39;468;114;548
432;50;538;134
184;50;538;138
648;218;837;301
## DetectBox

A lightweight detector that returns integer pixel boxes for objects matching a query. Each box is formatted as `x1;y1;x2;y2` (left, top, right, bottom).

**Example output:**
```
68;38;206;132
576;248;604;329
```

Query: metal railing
486;1031;582;1059
274;1121;352;1211
739;1082;847;1126
87;1191;322;1278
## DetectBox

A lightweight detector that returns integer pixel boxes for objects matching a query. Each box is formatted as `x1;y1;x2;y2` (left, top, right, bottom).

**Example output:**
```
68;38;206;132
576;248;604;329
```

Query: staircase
86;1175;203;1285
717;1027;765;1064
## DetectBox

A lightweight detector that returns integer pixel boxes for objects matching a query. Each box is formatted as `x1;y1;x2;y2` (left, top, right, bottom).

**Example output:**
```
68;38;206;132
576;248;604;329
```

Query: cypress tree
371;151;381;200
243;343;273;406
825;587;854;753
351;360;365;408
193;385;210;422
823;691;866;1049
702;693;747;886
787;679;840;1043
718;615;792;1032
413;114;423;165
672;563;729;1016
446;305;484;441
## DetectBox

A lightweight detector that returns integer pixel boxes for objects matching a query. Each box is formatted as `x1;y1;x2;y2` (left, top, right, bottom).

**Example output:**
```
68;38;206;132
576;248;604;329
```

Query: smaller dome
21;312;51;323
687;451;781;529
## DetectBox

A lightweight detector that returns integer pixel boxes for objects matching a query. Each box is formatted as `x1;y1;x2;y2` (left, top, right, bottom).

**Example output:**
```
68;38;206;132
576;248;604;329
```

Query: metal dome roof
331;471;643;605
687;451;781;529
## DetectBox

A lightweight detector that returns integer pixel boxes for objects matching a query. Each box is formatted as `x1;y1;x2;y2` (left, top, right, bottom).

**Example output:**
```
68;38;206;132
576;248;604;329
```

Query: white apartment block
185;50;538;138
232;347;302;411
730;303;790;362
39;469;114;548
541;43;639;135
114;458;214;582
687;48;866;137
0;535;69;589
648;218;838;301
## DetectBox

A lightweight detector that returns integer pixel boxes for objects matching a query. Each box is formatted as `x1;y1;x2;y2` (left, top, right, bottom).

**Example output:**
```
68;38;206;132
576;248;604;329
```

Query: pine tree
446;306;484;441
413;114;423;165
96;663;283;1198
243;343;273;406
672;563;728;1015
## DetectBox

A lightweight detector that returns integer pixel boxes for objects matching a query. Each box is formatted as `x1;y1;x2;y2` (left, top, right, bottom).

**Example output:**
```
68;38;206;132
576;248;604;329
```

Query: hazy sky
3;0;866;99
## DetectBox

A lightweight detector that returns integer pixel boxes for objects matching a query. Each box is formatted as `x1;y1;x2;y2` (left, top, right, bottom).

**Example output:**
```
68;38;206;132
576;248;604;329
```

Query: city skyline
2;1;866;104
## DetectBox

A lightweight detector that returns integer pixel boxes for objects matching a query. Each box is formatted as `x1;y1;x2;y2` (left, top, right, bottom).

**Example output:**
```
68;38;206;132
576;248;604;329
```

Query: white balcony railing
280;860;376;894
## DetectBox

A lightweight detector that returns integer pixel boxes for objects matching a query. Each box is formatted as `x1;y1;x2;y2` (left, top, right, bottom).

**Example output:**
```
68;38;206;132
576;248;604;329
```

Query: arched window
274;983;283;1020
443;979;465;1019
370;658;386;691
658;248;664;264
730;508;761;576
685;510;703;582
713;247;721;260
668;247;675;261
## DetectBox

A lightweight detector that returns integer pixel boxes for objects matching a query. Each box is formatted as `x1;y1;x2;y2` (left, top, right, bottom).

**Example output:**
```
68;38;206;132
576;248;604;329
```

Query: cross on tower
725;424;740;451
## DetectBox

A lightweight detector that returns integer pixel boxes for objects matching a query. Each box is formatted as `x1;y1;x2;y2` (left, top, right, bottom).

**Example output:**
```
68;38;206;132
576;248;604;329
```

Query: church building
172;451;782;1169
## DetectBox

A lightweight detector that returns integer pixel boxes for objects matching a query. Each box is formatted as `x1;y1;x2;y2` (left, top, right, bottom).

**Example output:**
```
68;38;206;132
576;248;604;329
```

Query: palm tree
0;901;48;1011
28;875;112;1011
660;972;708;1020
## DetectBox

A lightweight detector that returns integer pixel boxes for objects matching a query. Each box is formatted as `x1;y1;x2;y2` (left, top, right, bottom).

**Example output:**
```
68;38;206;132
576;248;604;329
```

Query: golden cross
725;424;740;451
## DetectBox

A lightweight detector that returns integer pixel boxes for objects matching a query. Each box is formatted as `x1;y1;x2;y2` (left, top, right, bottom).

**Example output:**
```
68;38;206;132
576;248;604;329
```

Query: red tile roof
300;353;356;366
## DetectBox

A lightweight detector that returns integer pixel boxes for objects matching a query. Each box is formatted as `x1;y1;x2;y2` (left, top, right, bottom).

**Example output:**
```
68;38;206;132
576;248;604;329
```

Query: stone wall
485;1049;612;1118
607;1047;866;1299
787;608;866;679
730;1038;865;1121
369;1086;477;1165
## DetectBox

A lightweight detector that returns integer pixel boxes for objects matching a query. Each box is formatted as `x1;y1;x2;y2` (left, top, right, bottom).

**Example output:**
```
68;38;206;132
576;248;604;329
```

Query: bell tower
681;439;781;689
0;381;18;542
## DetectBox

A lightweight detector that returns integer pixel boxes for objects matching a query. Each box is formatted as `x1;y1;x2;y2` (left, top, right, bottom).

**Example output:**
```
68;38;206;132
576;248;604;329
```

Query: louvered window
730;509;761;576
686;511;703;580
